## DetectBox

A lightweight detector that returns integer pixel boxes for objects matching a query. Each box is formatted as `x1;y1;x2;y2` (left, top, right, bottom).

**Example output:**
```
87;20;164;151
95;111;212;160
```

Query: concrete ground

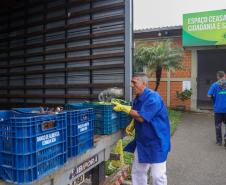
167;112;226;185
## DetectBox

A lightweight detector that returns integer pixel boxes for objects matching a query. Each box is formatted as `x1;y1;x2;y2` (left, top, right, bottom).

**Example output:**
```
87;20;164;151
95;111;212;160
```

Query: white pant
131;149;167;185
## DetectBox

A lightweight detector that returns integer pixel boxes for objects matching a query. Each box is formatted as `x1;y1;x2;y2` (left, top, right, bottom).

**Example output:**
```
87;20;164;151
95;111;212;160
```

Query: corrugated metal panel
93;57;124;66
67;89;90;95
45;99;65;104
10;98;25;103
27;89;43;95
26;98;43;103
26;75;43;85
9;77;24;86
46;73;65;85
67;71;90;84
67;61;90;68
45;89;65;95
0;0;132;107
93;69;124;83
0;77;8;86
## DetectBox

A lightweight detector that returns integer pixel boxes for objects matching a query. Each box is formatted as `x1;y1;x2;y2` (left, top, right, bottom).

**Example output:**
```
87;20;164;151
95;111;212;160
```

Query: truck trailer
0;0;133;184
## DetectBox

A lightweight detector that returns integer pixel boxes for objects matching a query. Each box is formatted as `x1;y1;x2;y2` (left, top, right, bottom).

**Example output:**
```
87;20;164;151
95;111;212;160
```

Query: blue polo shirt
124;88;171;163
208;82;226;113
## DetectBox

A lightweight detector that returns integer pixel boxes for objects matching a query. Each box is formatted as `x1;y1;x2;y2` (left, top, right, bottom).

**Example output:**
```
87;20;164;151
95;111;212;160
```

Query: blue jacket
124;88;171;163
208;79;226;113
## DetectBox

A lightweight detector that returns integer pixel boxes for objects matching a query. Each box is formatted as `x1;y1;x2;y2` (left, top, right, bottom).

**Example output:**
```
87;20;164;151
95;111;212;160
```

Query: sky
134;0;226;30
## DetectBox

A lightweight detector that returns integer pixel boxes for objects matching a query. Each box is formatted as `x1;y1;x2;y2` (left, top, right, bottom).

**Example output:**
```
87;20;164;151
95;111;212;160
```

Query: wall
135;37;192;110
0;0;132;107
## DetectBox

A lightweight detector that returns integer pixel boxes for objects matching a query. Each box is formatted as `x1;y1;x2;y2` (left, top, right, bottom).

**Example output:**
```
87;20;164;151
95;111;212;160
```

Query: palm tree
135;40;183;91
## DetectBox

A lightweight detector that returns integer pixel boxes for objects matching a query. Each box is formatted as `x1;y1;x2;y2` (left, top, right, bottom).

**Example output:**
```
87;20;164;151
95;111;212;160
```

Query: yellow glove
126;119;135;136
111;99;131;114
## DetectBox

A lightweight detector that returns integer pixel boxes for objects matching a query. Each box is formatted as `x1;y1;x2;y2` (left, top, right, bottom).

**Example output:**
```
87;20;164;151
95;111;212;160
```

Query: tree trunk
155;66;162;91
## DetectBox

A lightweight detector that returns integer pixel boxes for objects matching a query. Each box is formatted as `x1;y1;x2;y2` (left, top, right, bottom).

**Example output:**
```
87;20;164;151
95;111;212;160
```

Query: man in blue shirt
112;74;170;185
208;71;226;146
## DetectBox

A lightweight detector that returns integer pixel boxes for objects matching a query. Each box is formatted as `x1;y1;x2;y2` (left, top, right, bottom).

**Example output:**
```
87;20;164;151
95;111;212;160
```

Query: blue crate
76;139;93;156
64;103;94;110
68;139;93;157
65;103;120;135
0;154;65;184
65;103;117;121
0;111;67;184
0;111;66;133
0;111;67;154
119;112;131;129
1;128;66;154
95;108;118;121
12;107;49;113
94;118;119;135
65;109;94;134
0;143;66;168
65;109;94;158
67;119;94;137
68;130;94;148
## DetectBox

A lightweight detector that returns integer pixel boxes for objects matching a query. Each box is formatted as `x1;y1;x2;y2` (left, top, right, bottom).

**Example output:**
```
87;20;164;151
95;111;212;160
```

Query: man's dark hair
216;71;225;79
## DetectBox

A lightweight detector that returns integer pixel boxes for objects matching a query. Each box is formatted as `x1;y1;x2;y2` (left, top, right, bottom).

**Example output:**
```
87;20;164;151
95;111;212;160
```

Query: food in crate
98;87;123;102
33;106;64;114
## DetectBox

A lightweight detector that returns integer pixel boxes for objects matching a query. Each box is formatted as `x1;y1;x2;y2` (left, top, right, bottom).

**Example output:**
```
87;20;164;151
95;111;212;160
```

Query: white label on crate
36;131;60;146
77;122;89;133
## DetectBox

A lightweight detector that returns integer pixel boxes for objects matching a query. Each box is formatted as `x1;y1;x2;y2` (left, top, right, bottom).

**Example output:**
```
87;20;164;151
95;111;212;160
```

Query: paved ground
167;112;226;185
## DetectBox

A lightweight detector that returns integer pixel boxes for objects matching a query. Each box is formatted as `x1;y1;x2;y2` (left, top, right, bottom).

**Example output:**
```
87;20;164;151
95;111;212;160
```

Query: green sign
183;10;226;46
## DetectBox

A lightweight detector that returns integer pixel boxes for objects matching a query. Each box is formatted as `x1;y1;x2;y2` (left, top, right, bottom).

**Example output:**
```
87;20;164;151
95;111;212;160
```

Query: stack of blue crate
65;108;94;157
0;111;67;184
65;103;120;135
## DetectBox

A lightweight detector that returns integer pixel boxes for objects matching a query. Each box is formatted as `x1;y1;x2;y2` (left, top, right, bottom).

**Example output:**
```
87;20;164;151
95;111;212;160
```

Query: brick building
134;26;226;111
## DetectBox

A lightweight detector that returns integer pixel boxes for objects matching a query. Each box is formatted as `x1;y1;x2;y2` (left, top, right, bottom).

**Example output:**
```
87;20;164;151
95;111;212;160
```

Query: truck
0;0;133;184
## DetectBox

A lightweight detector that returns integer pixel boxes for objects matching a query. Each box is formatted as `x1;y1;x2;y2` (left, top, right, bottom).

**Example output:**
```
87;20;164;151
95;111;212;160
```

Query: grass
105;108;182;179
168;108;182;135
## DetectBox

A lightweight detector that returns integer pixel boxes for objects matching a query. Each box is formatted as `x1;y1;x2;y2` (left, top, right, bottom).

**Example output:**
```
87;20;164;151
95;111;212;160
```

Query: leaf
134;40;184;91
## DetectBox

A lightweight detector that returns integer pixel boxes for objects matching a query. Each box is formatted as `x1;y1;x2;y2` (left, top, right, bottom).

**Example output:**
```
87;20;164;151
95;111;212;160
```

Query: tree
135;40;183;91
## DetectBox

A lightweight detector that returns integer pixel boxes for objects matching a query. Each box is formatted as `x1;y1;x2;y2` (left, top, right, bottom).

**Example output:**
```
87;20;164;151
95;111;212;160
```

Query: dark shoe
216;142;222;146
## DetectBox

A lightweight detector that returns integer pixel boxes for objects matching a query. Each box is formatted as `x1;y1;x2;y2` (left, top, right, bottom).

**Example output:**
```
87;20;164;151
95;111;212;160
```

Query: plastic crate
0;111;66;153
64;103;94;110
65;103;120;135
68;130;94;157
68;130;94;147
0;111;67;184
95;118;119;134
93;104;120;134
119;112;132;129
65;103;117;121
0;154;65;184
67;119;94;137
12;107;48;113
0;143;65;168
65;109;94;136
68;139;93;157
65;109;94;158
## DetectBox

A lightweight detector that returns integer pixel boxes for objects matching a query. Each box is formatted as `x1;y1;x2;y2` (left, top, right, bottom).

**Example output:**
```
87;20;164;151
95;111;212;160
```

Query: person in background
208;71;226;146
112;73;170;185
